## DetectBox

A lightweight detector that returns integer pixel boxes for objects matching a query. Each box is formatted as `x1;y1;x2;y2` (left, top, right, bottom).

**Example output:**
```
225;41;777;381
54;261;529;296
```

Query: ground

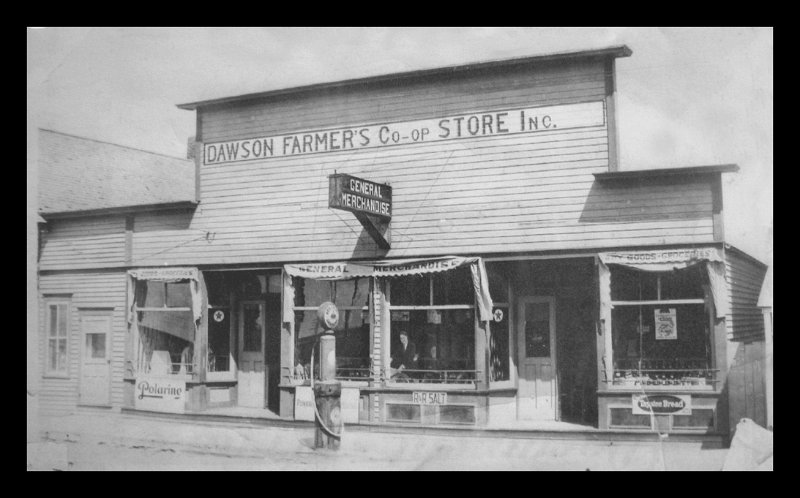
27;412;735;471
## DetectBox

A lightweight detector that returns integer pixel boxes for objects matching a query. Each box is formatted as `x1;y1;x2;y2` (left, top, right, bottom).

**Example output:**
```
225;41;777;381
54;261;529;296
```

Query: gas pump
311;301;343;449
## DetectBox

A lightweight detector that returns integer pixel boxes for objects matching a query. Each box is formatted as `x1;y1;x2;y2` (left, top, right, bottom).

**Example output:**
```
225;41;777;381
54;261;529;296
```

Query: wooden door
80;312;111;406
238;301;266;408
516;297;557;420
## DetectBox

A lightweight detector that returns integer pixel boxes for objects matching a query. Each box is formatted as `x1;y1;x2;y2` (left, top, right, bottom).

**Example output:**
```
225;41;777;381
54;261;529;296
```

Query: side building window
609;265;715;388
387;267;477;384
45;301;70;376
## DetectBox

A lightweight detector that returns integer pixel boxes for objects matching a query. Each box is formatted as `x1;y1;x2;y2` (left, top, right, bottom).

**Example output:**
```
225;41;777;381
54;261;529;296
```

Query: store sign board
632;394;691;415
203;101;605;165
600;248;723;266
412;392;448;405
129;267;198;281
134;376;186;414
329;173;392;220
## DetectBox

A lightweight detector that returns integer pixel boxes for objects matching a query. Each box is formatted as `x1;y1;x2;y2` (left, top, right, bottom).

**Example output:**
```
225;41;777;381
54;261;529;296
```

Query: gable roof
38;129;196;216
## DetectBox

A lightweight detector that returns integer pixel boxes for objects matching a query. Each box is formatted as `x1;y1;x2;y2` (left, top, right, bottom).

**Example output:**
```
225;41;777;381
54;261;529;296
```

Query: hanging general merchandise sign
329;173;392;220
202;101;605;165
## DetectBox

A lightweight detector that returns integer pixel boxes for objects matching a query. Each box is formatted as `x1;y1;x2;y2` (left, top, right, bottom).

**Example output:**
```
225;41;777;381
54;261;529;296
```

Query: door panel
80;313;111;406
517;297;557;420
238;302;266;408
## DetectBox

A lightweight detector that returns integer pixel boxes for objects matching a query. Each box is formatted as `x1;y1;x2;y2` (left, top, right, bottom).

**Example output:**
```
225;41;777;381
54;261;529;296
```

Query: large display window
387;267;478;385
292;277;371;382
608;265;716;389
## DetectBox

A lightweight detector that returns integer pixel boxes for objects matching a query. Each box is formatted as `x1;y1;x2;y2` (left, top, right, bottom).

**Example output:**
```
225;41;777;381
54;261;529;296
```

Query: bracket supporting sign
329;173;392;249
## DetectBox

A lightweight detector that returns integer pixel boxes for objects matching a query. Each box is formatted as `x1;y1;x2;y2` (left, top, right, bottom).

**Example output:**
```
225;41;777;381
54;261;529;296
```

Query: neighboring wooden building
35;46;768;441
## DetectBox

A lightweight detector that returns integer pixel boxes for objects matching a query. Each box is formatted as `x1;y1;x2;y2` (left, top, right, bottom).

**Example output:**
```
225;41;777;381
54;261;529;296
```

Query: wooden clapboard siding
39;216;126;271
38;272;127;415
201;60;607;142
725;248;767;342
727;341;768;429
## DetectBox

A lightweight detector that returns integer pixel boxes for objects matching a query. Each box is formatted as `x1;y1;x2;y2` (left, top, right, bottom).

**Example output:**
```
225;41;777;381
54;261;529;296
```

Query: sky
26;27;773;268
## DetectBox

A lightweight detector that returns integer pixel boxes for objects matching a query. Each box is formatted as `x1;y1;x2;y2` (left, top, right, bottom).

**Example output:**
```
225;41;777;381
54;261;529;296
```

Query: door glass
524;302;550;358
243;304;263;352
85;333;106;359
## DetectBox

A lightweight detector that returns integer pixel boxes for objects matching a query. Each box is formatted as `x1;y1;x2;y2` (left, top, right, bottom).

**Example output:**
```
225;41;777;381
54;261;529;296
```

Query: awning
284;256;494;322
597;247;728;319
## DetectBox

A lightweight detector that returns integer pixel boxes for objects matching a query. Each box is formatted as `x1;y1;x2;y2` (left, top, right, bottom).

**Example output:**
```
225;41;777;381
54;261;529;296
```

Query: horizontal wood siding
39;216;126;271
38;272;127;415
126;59;716;266
725;249;767;342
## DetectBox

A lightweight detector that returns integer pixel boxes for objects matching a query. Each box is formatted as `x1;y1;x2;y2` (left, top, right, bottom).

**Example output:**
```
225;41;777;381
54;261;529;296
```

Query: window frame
608;266;717;391
44;300;71;378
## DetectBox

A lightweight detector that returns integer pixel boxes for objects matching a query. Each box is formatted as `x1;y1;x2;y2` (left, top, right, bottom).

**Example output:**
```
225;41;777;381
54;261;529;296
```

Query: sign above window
202;101;605;165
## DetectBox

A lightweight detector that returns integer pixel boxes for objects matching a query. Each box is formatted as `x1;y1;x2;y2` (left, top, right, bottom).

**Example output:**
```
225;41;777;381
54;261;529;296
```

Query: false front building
36;45;768;438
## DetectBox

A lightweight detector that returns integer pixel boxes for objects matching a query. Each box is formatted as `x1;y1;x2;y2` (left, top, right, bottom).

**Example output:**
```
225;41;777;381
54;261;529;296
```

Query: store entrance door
516;296;557;420
79;311;111;406
238;301;266;408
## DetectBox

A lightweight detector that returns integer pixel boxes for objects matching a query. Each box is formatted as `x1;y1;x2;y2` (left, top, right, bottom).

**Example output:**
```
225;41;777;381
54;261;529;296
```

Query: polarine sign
203;101;605;165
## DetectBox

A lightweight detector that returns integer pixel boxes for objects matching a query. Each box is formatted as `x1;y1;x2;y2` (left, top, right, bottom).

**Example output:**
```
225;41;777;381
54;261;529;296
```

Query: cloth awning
597;247;728;319
284;256;494;322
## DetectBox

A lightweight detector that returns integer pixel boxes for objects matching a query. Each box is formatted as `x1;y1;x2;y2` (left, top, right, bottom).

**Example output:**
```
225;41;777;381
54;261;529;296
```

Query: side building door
516;296;557;420
79;310;112;406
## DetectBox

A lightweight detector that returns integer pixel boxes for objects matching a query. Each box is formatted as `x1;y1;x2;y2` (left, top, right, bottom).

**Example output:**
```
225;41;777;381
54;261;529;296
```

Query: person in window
391;330;418;380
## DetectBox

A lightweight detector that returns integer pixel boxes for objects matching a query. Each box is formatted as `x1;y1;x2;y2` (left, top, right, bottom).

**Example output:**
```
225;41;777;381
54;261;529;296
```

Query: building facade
35;46;768;438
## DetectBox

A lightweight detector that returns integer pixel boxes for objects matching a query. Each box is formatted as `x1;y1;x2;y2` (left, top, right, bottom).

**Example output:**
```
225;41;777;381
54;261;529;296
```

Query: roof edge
40;201;199;220
177;45;632;111
724;243;769;270
594;164;739;181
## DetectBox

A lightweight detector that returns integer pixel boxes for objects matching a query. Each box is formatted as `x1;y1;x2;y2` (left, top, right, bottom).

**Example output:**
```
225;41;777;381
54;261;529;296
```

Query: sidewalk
30;411;730;471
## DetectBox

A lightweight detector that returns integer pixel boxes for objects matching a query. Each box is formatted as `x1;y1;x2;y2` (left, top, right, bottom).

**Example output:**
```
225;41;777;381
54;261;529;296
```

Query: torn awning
597;247;728;319
126;267;203;325
284;256;494;322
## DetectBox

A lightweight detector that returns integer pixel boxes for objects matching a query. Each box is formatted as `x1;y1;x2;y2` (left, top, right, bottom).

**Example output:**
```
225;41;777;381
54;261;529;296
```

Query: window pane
612;304;711;386
486;263;510;303
57;305;68;337
390;276;429;306
242;304;263;352
332;278;370;309
204;273;230;308
85;333;106;359
58;339;67;371
489;306;510;381
49;338;58;371
208;308;231;372
49;305;58;338
524;302;550;358
136;281;166;308
390;309;475;382
432;267;473;305
137;310;195;375
293;277;332;307
660;266;705;300
166;282;193;308
611;266;658;301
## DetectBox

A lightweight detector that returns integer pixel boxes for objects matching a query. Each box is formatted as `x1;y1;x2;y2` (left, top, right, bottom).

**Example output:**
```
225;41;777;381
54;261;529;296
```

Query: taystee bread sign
632;394;691;415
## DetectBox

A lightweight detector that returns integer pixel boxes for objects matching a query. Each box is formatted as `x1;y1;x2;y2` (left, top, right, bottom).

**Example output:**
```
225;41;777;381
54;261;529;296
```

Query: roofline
39;201;199;220
177;45;632;111
724;243;768;270
594;164;739;181
38;128;191;163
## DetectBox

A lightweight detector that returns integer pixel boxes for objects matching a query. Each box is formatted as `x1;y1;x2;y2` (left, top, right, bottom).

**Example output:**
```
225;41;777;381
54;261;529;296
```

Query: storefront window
293;277;371;382
388;267;477;384
610;265;714;388
486;263;510;382
134;280;196;376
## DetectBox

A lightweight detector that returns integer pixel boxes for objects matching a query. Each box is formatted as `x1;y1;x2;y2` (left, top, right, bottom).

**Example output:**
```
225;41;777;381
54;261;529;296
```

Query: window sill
42;373;70;379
